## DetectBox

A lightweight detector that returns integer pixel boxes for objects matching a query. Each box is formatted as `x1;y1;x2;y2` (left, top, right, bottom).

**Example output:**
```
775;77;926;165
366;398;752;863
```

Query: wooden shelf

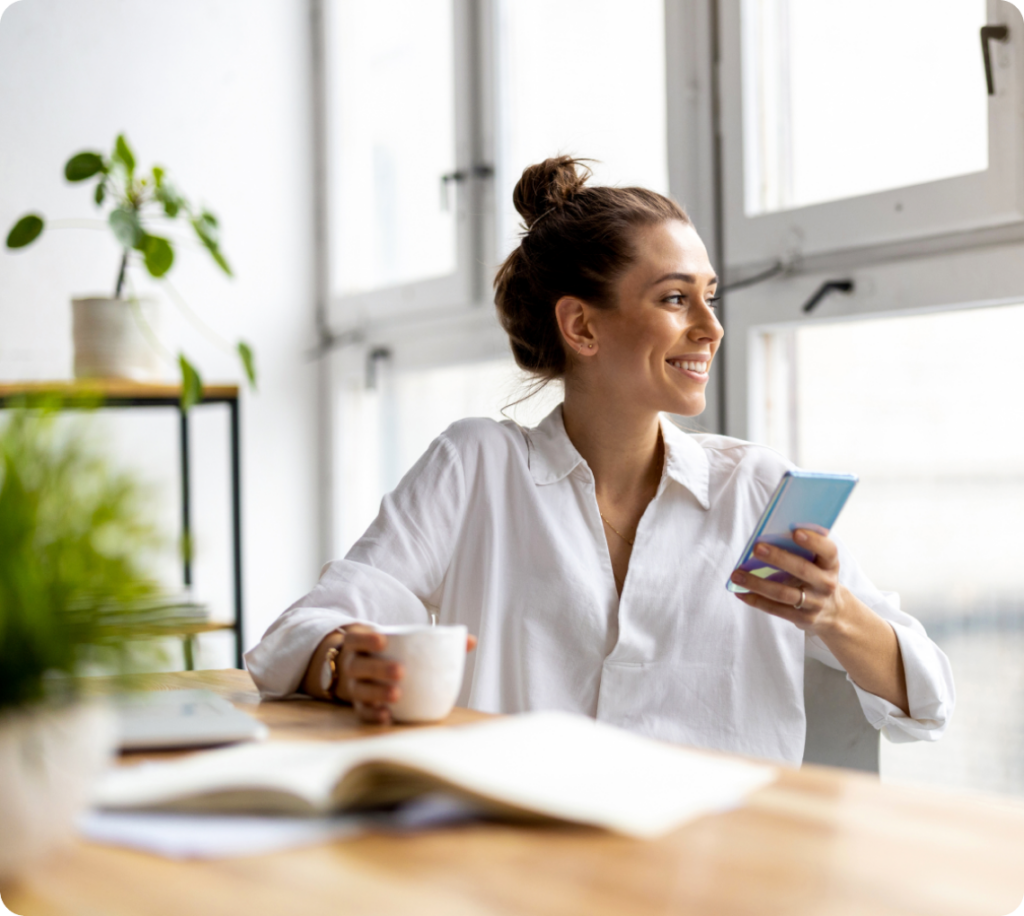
0;379;239;400
124;621;236;638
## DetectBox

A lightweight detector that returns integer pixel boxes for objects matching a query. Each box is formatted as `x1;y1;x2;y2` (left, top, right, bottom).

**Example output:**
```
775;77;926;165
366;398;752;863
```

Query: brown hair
494;156;690;379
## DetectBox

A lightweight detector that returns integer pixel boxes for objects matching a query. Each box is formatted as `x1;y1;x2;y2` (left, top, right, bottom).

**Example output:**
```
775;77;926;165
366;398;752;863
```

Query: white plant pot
0;702;116;882
72;296;164;381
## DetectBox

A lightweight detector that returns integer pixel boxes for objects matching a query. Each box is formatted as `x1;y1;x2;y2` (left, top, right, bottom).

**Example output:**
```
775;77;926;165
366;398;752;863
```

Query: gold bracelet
320;645;340;697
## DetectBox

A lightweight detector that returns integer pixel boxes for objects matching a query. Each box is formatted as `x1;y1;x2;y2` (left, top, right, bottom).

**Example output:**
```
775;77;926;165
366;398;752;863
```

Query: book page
95;711;777;838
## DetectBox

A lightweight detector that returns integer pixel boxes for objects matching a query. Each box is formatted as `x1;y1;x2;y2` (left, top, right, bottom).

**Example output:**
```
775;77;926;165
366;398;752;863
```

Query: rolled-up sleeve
245;434;467;698
805;535;955;743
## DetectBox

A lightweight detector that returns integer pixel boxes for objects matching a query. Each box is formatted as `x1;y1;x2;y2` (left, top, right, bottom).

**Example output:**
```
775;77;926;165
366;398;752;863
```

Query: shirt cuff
244;612;354;699
848;621;955;743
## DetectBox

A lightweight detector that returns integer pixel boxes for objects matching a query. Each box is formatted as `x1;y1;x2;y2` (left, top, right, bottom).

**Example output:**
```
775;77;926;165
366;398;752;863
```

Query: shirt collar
526;404;711;510
659;414;711;510
526;404;586;485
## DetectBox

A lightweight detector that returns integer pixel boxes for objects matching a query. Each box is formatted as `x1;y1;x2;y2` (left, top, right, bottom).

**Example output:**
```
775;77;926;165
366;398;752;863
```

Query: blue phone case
726;470;859;594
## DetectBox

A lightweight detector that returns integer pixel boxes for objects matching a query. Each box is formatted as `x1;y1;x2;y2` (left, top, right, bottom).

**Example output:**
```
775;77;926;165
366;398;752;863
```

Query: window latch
981;24;1009;96
801;279;854;314
440;164;495;210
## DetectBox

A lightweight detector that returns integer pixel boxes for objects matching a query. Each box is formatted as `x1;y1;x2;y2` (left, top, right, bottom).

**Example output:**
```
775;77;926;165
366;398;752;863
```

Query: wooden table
3;670;1023;916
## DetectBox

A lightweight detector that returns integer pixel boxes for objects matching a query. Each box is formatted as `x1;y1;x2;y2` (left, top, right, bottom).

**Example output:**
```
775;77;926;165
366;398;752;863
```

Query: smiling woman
245;157;954;767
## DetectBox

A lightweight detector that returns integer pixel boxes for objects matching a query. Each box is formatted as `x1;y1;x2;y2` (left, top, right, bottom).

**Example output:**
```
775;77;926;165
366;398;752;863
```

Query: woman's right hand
301;625;403;724
302;623;476;724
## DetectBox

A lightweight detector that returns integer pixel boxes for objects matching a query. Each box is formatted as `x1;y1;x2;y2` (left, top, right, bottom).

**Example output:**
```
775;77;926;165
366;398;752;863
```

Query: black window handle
440;164;495;210
801;279;854;314
981;25;1009;96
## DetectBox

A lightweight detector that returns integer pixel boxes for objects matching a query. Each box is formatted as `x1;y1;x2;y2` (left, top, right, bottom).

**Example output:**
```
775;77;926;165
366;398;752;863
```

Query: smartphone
726;469;859;594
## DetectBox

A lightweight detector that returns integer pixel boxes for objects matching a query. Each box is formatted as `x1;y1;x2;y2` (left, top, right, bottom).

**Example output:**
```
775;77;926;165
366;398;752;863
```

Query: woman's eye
706;295;721;309
664;293;685;305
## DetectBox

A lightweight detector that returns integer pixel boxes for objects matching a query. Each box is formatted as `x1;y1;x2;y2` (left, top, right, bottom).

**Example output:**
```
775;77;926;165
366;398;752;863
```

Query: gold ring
793;588;806;610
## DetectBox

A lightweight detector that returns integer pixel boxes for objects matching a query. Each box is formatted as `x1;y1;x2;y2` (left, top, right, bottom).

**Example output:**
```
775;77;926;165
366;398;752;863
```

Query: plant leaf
191;216;233;276
237;341;257;389
64;151;105;182
178;354;203;412
140;234;174;277
152;166;164;186
94;181;106;206
6;214;44;249
109;208;142;249
155;181;182;219
113;134;135;178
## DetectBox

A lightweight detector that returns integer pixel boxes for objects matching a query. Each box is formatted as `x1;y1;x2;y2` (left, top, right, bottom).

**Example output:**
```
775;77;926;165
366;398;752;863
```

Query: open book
94;711;776;839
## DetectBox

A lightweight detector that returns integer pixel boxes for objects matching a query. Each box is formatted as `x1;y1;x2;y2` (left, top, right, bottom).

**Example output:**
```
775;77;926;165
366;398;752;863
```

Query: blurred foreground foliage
0;401;174;712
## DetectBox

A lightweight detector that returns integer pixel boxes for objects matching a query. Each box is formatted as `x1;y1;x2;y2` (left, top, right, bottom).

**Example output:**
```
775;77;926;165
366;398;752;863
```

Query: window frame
323;0;495;333
718;0;1024;270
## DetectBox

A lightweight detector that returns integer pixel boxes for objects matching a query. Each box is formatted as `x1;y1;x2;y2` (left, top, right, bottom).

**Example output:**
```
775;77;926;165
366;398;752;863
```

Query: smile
666;357;710;380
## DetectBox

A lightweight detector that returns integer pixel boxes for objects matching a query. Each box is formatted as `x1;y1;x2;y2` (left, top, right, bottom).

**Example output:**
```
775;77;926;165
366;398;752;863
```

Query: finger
346;655;403;684
751;541;828;588
467;634;478;652
353;700;392;724
350;680;401;705
731;569;811;609
793;528;839;569
736;591;814;629
343;630;388;653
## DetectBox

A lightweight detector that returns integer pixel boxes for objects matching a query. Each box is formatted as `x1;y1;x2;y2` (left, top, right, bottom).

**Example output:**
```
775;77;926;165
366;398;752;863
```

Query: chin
664;394;706;418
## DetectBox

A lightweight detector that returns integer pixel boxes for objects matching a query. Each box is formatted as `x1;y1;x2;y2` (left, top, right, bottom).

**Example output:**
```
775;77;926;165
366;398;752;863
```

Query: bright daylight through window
755;305;1024;795
328;0;456;295
741;0;989;215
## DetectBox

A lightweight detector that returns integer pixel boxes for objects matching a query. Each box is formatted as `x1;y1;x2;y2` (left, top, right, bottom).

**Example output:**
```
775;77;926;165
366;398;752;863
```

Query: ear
555;296;598;357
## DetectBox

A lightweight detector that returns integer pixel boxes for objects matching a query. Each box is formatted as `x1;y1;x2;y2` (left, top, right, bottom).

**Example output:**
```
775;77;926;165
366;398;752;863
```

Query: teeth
668;359;708;373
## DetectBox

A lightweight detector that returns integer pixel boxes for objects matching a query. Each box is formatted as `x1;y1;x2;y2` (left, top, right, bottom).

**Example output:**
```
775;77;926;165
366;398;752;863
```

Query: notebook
95;710;775;839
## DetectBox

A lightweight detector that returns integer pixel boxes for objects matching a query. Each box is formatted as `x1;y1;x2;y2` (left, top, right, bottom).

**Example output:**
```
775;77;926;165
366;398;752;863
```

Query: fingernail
794;531;808;543
755;543;769;557
731;570;745;583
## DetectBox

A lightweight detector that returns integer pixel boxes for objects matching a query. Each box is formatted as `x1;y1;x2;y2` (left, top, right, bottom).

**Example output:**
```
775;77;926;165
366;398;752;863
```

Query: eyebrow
649;272;718;287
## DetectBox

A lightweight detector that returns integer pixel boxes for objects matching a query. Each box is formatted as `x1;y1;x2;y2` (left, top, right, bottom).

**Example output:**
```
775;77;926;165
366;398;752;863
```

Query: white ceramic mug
375;624;467;723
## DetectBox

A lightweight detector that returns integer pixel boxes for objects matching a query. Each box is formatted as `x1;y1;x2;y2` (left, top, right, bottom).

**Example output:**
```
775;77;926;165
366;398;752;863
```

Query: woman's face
585;219;723;418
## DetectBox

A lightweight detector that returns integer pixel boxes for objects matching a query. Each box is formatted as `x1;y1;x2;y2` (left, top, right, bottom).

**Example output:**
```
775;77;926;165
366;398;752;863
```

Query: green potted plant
0;402;177;879
5;134;256;409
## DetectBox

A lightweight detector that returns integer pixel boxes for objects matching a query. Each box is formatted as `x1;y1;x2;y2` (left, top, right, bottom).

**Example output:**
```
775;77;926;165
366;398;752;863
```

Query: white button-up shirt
246;405;954;764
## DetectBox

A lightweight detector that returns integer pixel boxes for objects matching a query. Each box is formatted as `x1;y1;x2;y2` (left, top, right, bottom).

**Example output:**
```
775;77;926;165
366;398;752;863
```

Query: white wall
0;0;322;660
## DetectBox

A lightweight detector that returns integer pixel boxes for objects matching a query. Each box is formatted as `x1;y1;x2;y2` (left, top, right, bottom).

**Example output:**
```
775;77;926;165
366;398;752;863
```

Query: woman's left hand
730;528;849;637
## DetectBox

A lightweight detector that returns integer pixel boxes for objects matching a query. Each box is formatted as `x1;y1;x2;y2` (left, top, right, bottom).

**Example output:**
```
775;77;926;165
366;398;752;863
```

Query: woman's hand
301;624;477;724
730;528;910;714
729;528;847;637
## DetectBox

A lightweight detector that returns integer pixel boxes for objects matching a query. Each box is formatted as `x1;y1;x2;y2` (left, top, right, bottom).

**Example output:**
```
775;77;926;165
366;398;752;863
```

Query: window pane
742;0;989;215
497;0;668;253
328;0;456;295
756;305;1024;796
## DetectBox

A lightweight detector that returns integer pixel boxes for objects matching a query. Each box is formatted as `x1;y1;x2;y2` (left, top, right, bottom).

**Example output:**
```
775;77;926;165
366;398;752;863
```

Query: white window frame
323;0;495;334
718;0;1024;270
724;240;1024;440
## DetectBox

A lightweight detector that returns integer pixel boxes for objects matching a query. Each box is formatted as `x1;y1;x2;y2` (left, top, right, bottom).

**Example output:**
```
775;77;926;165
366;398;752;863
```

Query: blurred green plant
0;402;185;712
3;133;256;411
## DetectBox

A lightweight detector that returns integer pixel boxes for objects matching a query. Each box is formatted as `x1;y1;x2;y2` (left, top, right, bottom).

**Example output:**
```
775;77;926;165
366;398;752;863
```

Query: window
325;0;480;326
328;0;457;296
752;305;1024;796
721;0;1024;265
742;0;988;215
495;0;669;254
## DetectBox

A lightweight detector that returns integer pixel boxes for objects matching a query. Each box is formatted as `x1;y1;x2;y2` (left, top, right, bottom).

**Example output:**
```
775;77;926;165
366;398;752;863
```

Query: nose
689;298;724;344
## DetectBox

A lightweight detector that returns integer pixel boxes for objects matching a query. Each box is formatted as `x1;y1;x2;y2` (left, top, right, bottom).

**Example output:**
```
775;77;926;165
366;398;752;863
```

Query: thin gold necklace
599;511;635;547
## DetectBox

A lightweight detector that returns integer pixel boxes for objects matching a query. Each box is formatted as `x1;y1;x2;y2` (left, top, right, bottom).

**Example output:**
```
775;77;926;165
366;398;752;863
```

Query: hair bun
512;156;592;228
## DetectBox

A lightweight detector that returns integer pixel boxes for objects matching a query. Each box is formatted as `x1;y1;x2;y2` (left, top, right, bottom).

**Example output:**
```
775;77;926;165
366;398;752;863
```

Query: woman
246;157;953;765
